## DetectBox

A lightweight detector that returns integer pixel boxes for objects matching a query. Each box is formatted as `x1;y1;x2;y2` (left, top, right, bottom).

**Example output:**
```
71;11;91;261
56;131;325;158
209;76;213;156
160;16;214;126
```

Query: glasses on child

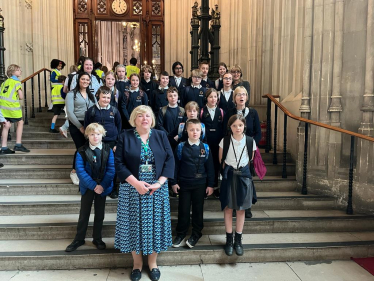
236;93;246;97
175;67;183;70
223;77;232;80
192;76;202;79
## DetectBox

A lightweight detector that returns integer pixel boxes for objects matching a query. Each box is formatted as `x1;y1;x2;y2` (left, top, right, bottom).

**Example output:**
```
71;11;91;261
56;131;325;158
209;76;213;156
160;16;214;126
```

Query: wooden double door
73;0;164;75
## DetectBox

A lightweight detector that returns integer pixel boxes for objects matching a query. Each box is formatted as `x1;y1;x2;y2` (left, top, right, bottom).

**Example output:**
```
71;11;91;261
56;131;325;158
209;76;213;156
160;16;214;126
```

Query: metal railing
21;68;51;125
263;94;374;215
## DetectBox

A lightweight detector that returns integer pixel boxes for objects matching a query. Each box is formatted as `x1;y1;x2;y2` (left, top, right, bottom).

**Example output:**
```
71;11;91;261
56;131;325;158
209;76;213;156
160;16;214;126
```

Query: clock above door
111;0;128;15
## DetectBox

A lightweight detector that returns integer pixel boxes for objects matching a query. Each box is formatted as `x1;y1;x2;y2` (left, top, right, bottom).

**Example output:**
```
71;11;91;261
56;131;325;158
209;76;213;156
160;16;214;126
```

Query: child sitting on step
219;115;257;257
65;123;115;252
0;64;30;154
170;119;214;249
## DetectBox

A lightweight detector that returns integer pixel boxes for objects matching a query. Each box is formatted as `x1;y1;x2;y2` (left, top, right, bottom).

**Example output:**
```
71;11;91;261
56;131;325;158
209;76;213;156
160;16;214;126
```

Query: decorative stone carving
211;4;220;25
25;0;32;9
25;42;33;52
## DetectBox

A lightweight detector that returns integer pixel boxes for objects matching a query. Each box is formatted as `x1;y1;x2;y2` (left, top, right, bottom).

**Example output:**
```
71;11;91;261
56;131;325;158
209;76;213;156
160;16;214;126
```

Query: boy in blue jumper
65;123;115;252
181;69;207;109
171;119;214;248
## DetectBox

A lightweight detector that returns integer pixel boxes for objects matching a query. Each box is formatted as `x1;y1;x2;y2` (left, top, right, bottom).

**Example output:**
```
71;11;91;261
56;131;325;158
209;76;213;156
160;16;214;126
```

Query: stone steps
10;132;69;140
1;210;373;240
0;177;299;195
7;140;74;149
0;165;71;179
0;194;337;216
1;233;374;270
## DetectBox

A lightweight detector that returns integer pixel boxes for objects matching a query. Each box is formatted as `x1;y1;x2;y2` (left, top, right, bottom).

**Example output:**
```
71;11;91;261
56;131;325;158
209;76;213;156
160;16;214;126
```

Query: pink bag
253;147;267;180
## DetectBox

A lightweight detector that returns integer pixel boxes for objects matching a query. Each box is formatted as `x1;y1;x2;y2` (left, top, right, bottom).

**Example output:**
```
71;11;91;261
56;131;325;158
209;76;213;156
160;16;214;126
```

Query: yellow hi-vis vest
96;69;104;79
51;69;61;87
0;78;23;119
51;85;65;105
126;65;140;78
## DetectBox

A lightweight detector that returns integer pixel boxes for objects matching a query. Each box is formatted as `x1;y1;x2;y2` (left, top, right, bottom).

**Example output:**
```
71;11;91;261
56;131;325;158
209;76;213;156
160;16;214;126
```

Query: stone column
327;0;344;178
357;0;374;184
297;0;313;185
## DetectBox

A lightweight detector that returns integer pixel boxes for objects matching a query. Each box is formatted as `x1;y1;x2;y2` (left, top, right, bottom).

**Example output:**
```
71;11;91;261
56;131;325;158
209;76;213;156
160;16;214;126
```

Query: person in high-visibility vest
50;75;67;133
50;59;66;88
0;64;30;154
0;108;6;167
126;58;140;79
94;62;105;80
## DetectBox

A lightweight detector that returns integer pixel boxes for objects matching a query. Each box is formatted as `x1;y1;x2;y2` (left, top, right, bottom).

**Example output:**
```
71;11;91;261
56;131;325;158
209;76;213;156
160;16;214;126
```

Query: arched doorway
73;0;164;77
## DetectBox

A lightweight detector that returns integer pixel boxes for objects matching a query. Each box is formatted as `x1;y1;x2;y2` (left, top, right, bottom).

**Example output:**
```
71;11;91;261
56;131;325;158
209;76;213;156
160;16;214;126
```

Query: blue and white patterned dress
114;129;172;255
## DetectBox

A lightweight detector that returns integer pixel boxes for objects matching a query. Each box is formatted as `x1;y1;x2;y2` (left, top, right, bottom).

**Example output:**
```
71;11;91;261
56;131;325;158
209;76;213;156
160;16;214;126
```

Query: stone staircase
1;109;374;271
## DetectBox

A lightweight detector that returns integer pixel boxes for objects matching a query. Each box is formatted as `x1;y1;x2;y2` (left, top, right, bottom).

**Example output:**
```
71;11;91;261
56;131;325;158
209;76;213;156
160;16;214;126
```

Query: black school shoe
92;239;106;250
186;234;201;248
150;268;161;281
49;128;59;133
130;269;142;281
0;163;3;168
13;145;30;153
0;148;14;154
172;235;186;247
109;191;118;199
65;240;85;252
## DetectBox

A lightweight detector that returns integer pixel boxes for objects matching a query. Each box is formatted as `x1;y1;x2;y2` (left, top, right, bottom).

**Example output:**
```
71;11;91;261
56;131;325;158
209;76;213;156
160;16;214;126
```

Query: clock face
112;0;127;15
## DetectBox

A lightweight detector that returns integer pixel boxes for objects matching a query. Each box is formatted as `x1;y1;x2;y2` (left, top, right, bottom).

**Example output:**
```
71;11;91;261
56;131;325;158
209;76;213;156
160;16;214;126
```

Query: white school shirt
219;135;257;169
207;105;216;121
222;89;232;102
174;76;182;87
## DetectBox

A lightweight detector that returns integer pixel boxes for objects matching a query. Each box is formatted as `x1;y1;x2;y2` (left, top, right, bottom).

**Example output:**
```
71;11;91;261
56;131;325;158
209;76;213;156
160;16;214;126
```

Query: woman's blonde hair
129;105;156;128
233;86;248;103
84;123;106;138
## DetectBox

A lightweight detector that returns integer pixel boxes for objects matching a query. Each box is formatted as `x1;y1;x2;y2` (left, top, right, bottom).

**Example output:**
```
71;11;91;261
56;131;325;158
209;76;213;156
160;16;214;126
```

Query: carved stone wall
2;0;74;107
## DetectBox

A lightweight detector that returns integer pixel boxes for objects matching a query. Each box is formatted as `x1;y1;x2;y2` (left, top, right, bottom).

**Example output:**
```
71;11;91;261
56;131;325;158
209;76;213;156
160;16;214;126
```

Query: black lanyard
230;137;246;170
188;142;204;174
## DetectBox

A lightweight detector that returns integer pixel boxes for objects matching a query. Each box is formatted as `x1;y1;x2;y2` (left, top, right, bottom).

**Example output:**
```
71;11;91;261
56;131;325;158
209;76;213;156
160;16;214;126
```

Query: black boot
224;232;233;256
234;232;244;256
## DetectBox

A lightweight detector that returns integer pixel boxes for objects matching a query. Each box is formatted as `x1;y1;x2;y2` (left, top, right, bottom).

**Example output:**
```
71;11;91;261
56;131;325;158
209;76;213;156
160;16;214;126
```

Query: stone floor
1;261;373;281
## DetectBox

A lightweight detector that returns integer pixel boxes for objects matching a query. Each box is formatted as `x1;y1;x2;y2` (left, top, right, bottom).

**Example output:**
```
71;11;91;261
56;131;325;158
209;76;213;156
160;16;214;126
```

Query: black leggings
69;121;86;170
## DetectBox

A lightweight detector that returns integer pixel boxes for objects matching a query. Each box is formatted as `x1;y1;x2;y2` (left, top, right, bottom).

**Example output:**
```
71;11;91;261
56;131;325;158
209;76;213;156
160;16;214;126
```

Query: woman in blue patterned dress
115;105;175;281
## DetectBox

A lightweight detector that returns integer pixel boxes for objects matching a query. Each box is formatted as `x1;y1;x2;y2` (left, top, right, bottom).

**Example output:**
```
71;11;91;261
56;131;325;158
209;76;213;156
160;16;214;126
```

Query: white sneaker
59;127;68;138
70;172;79;185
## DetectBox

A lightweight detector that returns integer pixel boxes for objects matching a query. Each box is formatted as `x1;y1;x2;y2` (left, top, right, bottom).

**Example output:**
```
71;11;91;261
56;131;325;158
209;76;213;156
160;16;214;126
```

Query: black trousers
69;121;86;170
75;189;107;241
176;183;206;238
104;140;118;193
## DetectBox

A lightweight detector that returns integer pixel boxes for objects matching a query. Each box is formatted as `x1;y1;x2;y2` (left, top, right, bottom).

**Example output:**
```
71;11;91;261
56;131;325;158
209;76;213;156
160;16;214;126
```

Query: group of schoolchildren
0;58;260;261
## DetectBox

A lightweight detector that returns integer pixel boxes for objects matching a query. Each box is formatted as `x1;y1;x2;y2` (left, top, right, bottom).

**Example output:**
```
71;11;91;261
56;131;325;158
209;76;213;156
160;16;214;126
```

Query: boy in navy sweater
140;64;158;100
85;86;121;198
171;119;214;248
181;69;207;109
157;86;185;151
150;71;169;116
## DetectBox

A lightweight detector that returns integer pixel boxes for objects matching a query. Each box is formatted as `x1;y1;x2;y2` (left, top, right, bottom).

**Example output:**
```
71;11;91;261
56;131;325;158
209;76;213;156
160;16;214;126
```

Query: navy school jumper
181;86;207;109
200;106;225;186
